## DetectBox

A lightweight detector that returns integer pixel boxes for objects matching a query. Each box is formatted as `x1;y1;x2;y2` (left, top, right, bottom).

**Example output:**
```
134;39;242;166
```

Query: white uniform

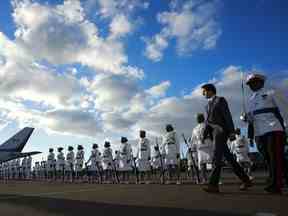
8;161;13;179
190;123;213;168
34;162;41;178
247;88;285;136
102;147;113;170
151;147;162;169
87;149;101;171
15;159;21;178
21;157;27;176
26;156;32;178
56;152;65;171
162;131;180;166
47;152;55;172
11;160;17;178
114;152;121;170
231;135;251;163
66;151;74;171
119;142;133;171
75;150;84;172
40;161;47;178
136;138;151;171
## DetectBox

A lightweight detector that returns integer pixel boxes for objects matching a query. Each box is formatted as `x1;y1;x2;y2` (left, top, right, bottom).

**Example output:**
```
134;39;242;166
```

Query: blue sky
0;0;287;161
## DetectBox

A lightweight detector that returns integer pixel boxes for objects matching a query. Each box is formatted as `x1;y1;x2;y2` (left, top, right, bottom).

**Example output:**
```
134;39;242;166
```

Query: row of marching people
0;156;33;180
1;114;253;185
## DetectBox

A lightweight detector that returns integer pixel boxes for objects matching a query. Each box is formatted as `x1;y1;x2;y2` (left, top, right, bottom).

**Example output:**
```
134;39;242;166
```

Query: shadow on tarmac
0;194;248;216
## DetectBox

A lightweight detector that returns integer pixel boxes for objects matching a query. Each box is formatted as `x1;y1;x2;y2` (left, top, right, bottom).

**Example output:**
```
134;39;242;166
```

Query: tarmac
0;172;287;216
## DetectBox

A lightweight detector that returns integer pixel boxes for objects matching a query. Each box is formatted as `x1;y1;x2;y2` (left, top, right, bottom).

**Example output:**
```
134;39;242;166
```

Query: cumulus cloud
12;0;143;78
145;0;221;61
82;74;140;112
93;0;149;18
109;14;132;38
146;80;171;98
0;34;84;109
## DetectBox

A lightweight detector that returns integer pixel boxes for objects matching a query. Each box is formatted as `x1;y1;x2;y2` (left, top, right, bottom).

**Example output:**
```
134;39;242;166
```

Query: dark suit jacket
206;96;235;136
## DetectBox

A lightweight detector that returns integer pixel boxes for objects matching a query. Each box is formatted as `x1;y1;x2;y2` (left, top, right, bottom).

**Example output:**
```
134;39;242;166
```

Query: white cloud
146;80;171;98
94;0;149;18
11;0;143;78
109;14;132;38
83;74;140;112
145;0;221;61
144;34;169;62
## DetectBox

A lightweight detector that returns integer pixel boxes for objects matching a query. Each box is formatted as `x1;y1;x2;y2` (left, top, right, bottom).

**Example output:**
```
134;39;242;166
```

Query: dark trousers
256;131;284;190
209;131;250;186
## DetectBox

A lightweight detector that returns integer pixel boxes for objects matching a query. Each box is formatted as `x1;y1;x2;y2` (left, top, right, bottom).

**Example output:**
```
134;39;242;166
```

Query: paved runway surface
0;172;287;216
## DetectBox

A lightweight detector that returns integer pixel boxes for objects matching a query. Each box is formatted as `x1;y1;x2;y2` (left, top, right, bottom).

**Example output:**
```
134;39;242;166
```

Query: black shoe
264;186;282;194
240;180;253;191
203;185;220;193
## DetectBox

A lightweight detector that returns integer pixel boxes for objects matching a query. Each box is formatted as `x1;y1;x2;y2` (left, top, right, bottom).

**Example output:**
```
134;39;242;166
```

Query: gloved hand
148;156;151;161
176;153;180;159
240;112;247;122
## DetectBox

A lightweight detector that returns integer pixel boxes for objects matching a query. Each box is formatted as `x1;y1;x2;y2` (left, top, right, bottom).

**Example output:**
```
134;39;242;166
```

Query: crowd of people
0;73;287;194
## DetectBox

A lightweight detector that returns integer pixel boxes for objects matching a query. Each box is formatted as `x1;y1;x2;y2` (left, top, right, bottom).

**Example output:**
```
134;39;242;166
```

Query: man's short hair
201;83;217;94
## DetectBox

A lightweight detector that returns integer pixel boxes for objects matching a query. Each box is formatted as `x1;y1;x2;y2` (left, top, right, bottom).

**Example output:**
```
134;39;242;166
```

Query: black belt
253;107;285;130
253;107;278;115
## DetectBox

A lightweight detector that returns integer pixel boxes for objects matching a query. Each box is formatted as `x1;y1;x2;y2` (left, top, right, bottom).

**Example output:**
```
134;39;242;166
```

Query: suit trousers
209;131;250;186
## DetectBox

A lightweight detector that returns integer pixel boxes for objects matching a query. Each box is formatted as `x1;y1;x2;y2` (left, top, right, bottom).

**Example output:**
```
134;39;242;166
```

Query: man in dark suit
201;83;252;193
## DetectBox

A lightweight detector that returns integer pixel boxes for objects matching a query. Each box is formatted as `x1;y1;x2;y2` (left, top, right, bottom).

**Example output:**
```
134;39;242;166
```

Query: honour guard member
15;158;21;180
34;161;41;180
102;141;113;183
162;124;181;184
190;113;213;184
21;156;27;180
56;147;65;181
231;128;252;178
75;145;85;182
26;155;32;180
41;160;47;181
65;146;75;182
86;143;102;183
47;148;56;181
119;137;133;183
151;144;165;183
136;130;151;184
243;73;287;193
114;150;121;171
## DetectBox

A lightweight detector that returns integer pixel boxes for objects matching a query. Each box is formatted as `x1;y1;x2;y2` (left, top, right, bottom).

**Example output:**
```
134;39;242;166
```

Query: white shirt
119;143;133;160
76;150;84;163
57;152;65;165
162;131;180;156
248;88;283;136
137;138;151;160
190;123;213;150
231;135;250;162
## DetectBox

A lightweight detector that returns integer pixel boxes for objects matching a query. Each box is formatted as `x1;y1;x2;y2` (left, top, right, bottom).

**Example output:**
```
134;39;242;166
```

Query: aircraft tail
0;127;34;152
